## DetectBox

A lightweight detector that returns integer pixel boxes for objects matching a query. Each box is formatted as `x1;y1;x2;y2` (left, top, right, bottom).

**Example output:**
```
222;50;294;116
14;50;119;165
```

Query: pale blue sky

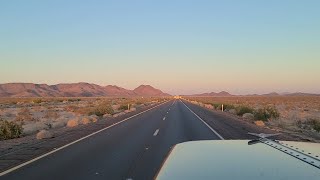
1;0;319;95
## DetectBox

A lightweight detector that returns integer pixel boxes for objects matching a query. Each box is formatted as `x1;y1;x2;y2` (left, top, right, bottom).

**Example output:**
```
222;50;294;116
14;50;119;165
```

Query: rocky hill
0;83;170;97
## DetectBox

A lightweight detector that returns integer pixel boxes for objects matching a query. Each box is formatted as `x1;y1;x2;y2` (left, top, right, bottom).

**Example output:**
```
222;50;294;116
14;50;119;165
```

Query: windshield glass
0;1;319;179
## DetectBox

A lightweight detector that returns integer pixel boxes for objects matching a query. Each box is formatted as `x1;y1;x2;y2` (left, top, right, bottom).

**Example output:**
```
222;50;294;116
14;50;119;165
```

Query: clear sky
1;0;319;95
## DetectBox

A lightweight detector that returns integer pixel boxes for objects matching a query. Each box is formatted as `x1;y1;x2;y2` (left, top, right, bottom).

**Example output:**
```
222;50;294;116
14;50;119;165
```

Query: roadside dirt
183;100;320;143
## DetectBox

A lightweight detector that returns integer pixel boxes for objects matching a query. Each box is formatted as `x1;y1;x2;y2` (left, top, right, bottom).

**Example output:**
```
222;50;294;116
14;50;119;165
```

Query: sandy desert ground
1;96;319;141
0;97;168;140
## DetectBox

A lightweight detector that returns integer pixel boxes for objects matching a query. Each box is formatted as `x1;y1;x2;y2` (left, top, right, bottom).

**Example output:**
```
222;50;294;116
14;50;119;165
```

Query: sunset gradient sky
1;0;319;95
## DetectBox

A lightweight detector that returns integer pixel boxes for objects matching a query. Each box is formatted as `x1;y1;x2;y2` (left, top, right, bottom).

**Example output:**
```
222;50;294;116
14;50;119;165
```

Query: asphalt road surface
2;100;222;180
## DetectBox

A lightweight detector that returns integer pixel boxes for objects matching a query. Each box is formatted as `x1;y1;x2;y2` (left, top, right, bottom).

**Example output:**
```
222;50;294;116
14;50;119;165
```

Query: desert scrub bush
224;104;236;110
254;106;279;121
0;119;23;140
213;103;235;111
265;106;280;119
135;101;143;105
67;98;81;102
119;104;129;111
236;106;254;116
215;104;223;110
296;119;320;132
54;99;64;103
212;103;220;109
308;119;320;132
253;109;268;121
32;98;43;104
89;102;114;117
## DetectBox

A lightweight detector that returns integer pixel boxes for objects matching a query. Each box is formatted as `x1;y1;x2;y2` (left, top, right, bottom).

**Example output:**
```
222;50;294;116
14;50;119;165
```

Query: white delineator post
222;104;224;112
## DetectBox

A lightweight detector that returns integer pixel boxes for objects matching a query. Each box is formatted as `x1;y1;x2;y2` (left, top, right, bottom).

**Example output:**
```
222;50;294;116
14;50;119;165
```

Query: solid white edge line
153;129;160;136
0;100;170;176
180;100;224;140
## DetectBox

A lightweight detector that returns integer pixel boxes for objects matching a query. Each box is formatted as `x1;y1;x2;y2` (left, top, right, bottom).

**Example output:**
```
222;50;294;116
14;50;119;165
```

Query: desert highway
1;100;224;180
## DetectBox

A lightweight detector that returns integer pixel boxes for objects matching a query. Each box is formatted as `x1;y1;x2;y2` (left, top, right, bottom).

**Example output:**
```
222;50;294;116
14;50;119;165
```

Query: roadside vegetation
184;96;320;139
88;102;114;116
0;97;170;141
253;106;279;121
236;106;254;116
0;119;23;140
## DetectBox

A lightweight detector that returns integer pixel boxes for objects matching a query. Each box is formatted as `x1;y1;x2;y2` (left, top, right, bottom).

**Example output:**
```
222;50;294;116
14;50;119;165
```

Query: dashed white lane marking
163;117;166;121
153;129;160;136
167;112;168;114
180;100;224;140
0;101;169;176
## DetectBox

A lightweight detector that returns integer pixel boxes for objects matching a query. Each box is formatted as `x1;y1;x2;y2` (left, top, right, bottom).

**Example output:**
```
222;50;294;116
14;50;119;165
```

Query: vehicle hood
156;140;320;180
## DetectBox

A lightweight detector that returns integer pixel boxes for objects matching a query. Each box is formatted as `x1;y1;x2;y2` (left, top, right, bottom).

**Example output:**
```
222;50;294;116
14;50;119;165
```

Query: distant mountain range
187;91;320;97
190;91;233;97
0;83;170;97
1;83;318;97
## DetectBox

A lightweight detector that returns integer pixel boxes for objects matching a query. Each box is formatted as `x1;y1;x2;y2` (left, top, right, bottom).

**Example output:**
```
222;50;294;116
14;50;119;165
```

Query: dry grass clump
67;119;79;127
80;117;91;125
36;130;53;139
